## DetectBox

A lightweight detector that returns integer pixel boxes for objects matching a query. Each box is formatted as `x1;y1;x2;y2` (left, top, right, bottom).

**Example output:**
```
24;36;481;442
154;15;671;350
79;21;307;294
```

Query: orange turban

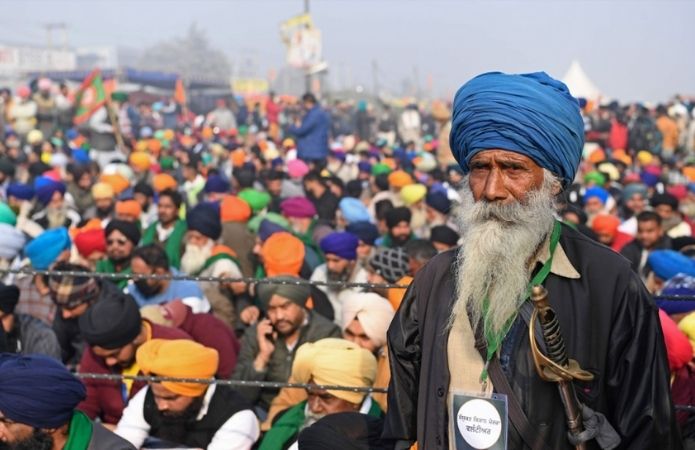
262;232;305;277
129;152;151;171
115;200;142;219
230;149;246;168
388;170;414;188
683;167;695;183
387;276;413;310
148;138;162;154
587;148;606;164
152;174;178;193
163;129;175;141
136;339;219;397
220;195;252;223
591;214;620;238
99;174;129;195
134;140;149;153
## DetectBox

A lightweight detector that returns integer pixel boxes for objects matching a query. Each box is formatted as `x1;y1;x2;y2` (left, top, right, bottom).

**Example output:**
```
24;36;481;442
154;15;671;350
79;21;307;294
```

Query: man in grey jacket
232;276;342;415
0;282;61;359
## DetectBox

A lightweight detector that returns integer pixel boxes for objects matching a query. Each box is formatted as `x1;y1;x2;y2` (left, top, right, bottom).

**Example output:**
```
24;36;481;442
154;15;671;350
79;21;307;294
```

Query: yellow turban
637;150;653;165
291;338;377;404
400;183;427;206
152;173;178;193
129;152;151;171
388;170;413;189
136;339;219;397
91;182;115;200
99;174;130;195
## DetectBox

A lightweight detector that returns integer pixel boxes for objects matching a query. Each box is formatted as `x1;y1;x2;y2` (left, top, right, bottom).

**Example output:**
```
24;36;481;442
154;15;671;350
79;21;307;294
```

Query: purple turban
320;232;359;260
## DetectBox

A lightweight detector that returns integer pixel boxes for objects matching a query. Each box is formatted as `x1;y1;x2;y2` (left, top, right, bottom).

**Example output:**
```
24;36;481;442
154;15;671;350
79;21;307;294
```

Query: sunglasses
107;238;128;246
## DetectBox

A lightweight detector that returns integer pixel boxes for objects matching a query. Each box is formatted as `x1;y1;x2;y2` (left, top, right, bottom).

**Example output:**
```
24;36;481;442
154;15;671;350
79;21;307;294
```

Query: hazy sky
1;0;693;102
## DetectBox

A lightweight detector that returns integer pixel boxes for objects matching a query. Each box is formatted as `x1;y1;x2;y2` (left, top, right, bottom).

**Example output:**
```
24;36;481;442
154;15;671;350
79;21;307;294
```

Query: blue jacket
288;105;330;161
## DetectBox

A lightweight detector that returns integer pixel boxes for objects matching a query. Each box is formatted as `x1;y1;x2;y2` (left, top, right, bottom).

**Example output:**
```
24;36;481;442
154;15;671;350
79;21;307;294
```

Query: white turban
340;291;395;348
0;224;26;260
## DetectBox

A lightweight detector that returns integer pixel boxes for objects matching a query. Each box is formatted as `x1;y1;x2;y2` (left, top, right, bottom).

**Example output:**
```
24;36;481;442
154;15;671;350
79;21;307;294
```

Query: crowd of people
0;73;693;449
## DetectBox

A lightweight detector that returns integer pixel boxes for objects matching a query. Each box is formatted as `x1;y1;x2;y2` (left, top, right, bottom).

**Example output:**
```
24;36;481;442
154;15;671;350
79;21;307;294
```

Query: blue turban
339;197;371;224
320;232;359;260
450;72;584;187
425;191;451;215
640;172;659;188
358;161;372;173
621;183;648;202
204;175;230;194
72;149;90;165
583;187;609;205
6;183;34;201
346;221;379;246
0;353;86;428
258;219;287;242
25;227;71;270
187;203;221;240
648;250;695;281
35;179;66;205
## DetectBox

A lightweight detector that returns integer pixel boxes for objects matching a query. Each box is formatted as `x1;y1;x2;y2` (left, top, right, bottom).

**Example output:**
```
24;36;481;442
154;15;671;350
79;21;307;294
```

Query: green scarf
141;220;187;269
63;411;93;450
95;259;132;290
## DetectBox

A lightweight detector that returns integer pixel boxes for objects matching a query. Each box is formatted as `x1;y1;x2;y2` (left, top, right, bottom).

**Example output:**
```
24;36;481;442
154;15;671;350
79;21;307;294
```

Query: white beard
47;206;68;229
180;240;214;275
451;171;559;336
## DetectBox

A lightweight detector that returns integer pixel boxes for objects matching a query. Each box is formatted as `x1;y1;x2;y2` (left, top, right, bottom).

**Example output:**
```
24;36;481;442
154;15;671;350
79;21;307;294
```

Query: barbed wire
0;267;411;290
75;373;387;393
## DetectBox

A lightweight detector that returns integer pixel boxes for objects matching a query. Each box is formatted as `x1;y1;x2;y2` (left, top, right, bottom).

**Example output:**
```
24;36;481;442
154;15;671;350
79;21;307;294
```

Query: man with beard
0;353;134;450
31;178;81;230
366;247;410;299
96;220;140;289
133;182;157;229
259;338;379;450
620;211;673;281
182;203;244;328
651;192;693;238
91;181;116;224
115;339;259;449
346;221;380;269
384;72;679;449
380;207;415;248
77;292;190;425
141;189;187;269
280;196;325;260
311;232;368;323
232;277;341;415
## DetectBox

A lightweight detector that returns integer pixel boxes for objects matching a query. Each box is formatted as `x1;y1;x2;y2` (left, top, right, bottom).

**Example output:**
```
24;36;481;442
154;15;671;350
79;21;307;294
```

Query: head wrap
152;173;178;193
583;187;609;205
0;354;86;428
339;197;371;224
320;232;359;260
281;197;317;218
597;162;619;182
292;338;377;404
204;175;230;194
450;72;584;187
651;193;679;211
346;221;379;246
105;219;141;245
261;232;305;277
658;309;693;372
622;183;648;201
129;152;151;171
414;153;437;172
258;219;287;242
48;262;100;309
221;195;252;223
287;159;310;179
0;282;20;314
388;170;414;188
115;199;142;219
136;339;219;397
340;291;394;348
400;183;427;206
79;292;141;349
247;212;290;233
358;161;372;174
298;412;387;450
371;163;392;176
239;188;271;213
387;275;413;310
637;151;654;165
385;207;412;229
25;227;71;270
187;203;222;240
91;182;115;200
36;179;66;205
430;225;460;247
0;224;26;260
257;276;311;309
640;171;660;188
425;192;451;215
7;183;34;201
583;171;606;186
74;228;107;258
0;202;16;226
99;173;130;195
648;250;695;281
591;214;620;238
369;248;409;283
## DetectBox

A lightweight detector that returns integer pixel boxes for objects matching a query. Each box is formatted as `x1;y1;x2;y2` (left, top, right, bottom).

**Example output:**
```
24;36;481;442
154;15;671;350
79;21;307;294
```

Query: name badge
451;391;508;450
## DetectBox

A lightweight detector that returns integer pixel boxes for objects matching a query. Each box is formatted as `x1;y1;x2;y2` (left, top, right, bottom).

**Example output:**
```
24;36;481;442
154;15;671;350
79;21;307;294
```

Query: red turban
74;228;107;258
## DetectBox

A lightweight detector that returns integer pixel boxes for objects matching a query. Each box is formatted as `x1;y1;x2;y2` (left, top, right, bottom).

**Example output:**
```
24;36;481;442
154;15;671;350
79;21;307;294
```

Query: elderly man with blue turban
384;72;678;449
0;353;134;449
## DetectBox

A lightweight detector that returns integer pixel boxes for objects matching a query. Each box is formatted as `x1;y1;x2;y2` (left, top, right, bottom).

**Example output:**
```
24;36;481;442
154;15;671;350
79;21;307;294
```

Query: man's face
325;254;352;280
343;319;379;354
48;191;64;210
95;198;115;217
626;193;646;214
130;257;165;297
78;173;92;190
60;302;90;320
134;193;151;212
157;196;179;226
266;294;305;336
366;269;388;297
432;241;452;253
0;413;53;450
584;197;604;215
92;342;137;369
654;204;676;221
305;383;359;417
468;150;545;205
150;383;196;417
356;241;372;262
389;221;411;242
266;179;282;196
637;220;663;249
106;230;134;264
596;230;615;246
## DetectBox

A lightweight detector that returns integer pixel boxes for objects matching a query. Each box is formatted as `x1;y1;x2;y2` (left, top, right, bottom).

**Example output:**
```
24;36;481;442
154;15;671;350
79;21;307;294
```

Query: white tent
562;60;601;100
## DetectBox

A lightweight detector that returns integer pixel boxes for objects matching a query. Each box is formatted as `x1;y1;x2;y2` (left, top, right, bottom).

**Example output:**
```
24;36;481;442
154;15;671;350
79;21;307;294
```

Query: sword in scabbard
529;285;594;450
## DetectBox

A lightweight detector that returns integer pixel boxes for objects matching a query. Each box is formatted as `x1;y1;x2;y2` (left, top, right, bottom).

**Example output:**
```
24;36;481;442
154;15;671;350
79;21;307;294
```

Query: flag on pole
73;69;107;125
174;78;187;105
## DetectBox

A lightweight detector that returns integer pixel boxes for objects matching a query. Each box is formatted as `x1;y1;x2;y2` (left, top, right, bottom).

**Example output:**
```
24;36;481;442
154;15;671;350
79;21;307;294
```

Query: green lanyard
479;220;562;384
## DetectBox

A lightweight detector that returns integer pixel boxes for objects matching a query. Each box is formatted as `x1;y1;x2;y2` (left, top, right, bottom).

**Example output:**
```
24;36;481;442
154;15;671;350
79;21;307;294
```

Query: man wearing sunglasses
96;220;141;290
